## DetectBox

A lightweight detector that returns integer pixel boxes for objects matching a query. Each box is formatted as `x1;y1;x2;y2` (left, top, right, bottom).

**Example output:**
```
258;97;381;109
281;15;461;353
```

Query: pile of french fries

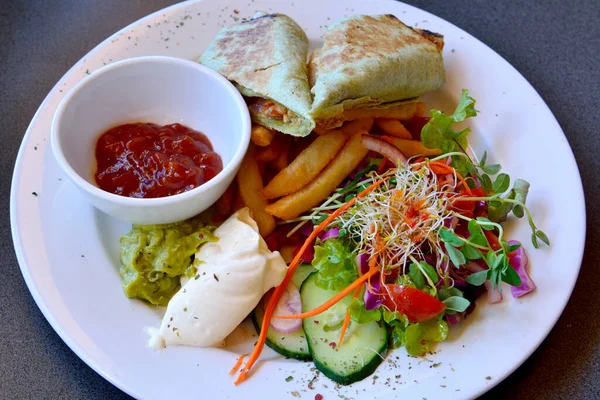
216;102;441;237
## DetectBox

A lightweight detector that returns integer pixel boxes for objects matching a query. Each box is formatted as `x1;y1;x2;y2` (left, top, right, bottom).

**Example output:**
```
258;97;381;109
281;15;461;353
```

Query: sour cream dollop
148;208;287;348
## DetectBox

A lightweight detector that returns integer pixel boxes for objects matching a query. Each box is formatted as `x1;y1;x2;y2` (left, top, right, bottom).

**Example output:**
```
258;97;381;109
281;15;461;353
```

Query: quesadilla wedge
199;13;315;137
309;14;446;130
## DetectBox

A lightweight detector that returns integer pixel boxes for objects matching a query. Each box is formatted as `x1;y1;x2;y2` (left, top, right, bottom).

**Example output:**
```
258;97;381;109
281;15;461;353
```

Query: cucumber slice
301;273;388;385
290;263;316;289
251;264;315;361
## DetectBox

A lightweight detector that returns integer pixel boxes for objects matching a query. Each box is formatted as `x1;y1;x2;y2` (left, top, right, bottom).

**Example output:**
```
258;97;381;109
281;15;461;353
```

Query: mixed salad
234;90;548;385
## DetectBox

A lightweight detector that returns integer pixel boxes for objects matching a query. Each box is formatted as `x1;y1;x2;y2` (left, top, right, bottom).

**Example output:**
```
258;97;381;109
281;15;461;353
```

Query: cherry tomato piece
382;285;446;322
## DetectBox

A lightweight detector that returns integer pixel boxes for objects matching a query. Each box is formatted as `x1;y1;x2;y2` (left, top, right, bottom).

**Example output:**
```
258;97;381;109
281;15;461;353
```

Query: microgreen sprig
438;216;522;291
454;195;549;249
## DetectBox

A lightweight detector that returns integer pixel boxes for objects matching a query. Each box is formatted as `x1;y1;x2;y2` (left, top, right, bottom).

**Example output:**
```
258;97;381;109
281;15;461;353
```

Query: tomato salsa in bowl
50;56;250;224
95;122;223;199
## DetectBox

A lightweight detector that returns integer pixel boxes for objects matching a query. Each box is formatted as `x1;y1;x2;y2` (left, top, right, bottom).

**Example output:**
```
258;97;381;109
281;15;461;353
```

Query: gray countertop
2;0;599;398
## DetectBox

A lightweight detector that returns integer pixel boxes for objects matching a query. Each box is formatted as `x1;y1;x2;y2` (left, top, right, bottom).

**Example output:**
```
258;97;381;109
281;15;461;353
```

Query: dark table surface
2;0;599;399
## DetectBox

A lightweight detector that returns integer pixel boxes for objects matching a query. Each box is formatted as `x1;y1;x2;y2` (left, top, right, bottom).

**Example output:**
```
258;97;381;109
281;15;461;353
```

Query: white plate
10;0;586;399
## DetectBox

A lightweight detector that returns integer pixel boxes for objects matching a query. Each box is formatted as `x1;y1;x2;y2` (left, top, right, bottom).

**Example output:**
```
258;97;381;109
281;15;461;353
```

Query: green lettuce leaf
390;326;406;349
404;324;428;355
421;318;449;342
312;239;358;291
348;297;382;324
384;309;409;349
384;308;447;354
404;319;449;356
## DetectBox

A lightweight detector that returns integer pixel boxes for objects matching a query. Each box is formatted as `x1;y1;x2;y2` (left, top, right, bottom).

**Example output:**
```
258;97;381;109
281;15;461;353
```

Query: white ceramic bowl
51;56;250;224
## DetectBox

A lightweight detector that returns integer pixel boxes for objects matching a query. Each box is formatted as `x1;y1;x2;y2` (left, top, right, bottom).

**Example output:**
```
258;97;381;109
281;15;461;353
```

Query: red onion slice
268;282;303;333
464;261;484;274
297;222;314;238
484;281;503;303
318;228;340;242
446;313;461;325
355;253;369;275
508;240;536;298
443;216;459;229
361;135;408;166
363;275;383;310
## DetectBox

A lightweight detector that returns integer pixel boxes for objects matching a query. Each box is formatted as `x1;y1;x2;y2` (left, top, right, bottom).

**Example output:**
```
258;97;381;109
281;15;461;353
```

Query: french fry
232;190;246;213
237;145;275;236
415;102;426;117
342;101;425;121
265;131;369;220
251;125;276;147
263;130;349;199
315;102;426;130
279;244;297;264
340;118;374;135
272;152;288;171
215;182;236;217
288;134;315;161
271;136;292;171
255;135;284;162
374;118;412;139
313;125;334;135
387;137;442;158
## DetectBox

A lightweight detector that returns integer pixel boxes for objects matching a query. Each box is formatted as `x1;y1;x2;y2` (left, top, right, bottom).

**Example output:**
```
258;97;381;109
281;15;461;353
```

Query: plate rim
10;0;587;399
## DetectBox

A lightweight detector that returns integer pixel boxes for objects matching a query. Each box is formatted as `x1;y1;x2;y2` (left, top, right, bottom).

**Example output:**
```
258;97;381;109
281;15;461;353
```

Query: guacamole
119;216;217;306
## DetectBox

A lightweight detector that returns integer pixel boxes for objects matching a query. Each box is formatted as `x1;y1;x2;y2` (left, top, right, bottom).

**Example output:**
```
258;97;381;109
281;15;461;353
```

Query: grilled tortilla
309;14;446;129
199;13;315;137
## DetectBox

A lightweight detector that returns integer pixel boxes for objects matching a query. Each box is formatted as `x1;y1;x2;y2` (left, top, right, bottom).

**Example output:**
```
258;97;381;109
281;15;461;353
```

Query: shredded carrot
339;313;352;348
229;354;248;376
338;286;362;347
438;178;454;187
427;161;473;195
427;161;453;174
414;197;426;209
358;178;390;200
276;268;379;320
374;231;386;253
368;253;379;270
366;250;380;294
233;177;389;385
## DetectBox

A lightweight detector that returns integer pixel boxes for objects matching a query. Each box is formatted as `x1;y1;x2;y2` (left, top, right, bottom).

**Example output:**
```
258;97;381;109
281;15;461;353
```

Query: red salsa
95;123;222;198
